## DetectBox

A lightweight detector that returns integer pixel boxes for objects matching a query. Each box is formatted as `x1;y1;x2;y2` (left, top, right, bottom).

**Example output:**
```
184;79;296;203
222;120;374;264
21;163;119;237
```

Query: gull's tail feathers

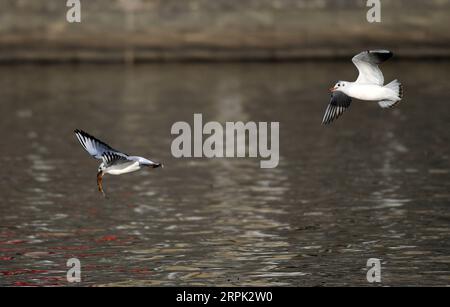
379;79;403;108
378;100;400;108
384;79;403;99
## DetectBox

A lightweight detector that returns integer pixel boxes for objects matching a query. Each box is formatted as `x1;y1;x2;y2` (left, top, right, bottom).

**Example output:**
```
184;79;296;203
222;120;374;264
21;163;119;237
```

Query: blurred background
0;1;449;287
1;0;449;62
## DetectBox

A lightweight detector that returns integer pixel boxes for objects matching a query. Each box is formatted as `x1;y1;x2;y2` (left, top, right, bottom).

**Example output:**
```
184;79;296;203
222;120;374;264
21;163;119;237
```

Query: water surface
0;62;449;286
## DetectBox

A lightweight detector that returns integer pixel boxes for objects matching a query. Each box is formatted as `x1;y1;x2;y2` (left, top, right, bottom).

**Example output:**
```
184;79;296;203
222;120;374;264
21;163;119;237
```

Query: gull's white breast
347;83;391;101
105;161;141;175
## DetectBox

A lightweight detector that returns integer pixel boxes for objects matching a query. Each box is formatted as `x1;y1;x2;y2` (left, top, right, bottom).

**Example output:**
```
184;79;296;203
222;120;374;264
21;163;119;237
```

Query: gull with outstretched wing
74;129;162;197
322;50;403;125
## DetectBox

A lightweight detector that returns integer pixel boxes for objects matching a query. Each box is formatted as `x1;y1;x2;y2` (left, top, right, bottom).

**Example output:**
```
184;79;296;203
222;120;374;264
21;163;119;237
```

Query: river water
0;62;449;286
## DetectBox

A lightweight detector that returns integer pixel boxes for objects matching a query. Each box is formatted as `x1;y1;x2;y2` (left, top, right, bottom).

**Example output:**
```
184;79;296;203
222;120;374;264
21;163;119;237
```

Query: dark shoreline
1;50;450;65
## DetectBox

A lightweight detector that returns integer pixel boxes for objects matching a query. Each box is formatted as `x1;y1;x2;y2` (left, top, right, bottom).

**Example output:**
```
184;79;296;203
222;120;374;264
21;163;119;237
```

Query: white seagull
322;50;403;125
74;129;162;197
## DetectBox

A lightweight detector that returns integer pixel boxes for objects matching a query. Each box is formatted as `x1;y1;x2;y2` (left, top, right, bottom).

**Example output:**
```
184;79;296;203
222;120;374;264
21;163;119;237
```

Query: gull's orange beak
329;86;337;92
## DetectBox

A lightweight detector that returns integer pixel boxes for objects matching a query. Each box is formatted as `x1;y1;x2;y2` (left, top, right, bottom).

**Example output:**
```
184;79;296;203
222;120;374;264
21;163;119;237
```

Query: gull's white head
330;81;350;94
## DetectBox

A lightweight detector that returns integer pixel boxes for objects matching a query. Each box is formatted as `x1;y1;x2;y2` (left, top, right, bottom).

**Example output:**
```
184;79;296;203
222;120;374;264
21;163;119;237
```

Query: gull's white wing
74;129;128;160
322;91;352;125
352;50;393;85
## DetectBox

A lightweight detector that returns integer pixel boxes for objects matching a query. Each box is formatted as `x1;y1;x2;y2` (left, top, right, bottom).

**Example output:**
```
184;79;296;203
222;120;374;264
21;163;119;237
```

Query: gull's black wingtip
370;49;393;63
74;129;89;136
152;162;163;169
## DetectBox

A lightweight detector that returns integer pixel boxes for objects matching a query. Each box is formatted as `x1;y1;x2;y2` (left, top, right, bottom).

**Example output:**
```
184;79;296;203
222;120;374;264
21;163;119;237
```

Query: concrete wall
1;0;449;62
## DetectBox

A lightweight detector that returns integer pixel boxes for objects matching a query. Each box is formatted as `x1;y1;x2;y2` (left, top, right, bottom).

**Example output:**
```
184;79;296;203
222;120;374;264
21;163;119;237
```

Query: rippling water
0;62;449;286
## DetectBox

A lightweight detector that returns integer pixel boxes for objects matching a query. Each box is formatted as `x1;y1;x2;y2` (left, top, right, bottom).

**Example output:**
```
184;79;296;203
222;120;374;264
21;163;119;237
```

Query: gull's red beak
329;86;337;92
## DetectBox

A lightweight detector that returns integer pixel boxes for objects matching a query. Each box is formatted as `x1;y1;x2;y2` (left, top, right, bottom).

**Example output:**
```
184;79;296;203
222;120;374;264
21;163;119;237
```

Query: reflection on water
0;62;449;286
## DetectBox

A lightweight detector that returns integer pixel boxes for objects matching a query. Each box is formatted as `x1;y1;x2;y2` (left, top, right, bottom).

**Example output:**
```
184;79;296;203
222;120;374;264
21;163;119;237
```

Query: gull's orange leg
97;171;106;197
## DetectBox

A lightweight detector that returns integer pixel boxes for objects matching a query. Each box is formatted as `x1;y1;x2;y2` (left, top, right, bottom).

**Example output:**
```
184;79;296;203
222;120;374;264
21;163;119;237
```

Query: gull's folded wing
352;50;393;85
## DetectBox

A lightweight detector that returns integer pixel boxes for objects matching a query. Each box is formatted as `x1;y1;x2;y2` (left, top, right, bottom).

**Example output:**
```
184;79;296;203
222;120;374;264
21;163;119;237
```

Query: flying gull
322;50;403;125
74;129;162;197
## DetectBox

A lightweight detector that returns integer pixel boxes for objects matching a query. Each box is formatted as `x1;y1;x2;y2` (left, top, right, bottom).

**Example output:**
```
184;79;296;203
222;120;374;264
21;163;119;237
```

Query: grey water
0;61;449;286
